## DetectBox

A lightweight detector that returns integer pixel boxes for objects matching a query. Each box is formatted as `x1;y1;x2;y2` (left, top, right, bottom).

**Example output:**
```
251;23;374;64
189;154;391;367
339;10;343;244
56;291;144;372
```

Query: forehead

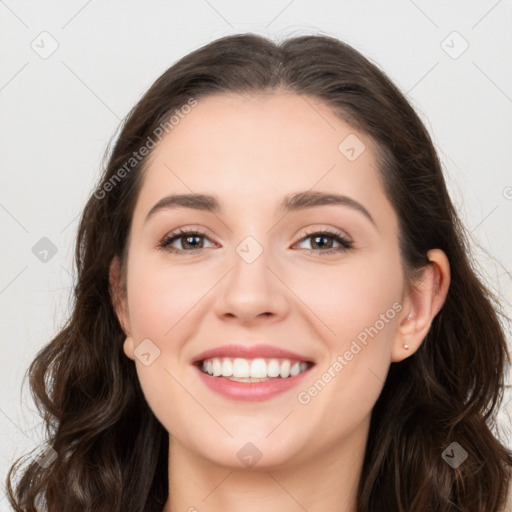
133;92;394;227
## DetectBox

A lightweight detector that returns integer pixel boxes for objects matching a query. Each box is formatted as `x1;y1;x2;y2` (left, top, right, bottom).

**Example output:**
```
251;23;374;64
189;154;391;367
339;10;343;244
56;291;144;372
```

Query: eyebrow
145;191;376;227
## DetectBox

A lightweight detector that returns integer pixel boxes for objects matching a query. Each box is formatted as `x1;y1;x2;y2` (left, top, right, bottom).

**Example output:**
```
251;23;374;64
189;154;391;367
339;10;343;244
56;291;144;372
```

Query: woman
7;33;511;511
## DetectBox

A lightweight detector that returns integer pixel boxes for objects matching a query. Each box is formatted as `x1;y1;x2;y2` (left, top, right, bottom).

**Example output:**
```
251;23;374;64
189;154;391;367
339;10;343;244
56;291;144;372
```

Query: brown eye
295;230;353;255
157;229;216;253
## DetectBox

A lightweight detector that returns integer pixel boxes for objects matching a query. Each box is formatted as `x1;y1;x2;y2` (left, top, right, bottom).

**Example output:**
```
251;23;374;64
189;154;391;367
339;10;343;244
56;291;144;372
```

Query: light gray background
1;0;511;508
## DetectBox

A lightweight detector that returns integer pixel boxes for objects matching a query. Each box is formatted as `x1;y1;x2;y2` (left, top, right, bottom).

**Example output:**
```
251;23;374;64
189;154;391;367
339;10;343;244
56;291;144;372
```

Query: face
115;91;410;470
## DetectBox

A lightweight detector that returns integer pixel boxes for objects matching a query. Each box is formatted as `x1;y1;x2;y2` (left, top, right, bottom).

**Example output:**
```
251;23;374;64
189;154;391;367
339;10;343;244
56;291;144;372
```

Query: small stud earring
403;344;409;350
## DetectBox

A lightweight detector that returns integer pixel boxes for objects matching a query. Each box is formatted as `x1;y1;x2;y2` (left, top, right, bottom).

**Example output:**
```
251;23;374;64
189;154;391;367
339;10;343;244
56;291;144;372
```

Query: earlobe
123;336;135;360
391;312;419;362
391;249;451;362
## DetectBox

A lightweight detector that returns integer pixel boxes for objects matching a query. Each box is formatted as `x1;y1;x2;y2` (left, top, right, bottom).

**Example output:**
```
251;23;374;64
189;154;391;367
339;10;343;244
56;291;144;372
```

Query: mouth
192;352;316;401
191;344;316;401
194;357;315;383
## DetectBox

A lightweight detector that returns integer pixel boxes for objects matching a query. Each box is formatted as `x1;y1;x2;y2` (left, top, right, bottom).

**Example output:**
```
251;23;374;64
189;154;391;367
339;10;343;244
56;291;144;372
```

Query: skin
110;91;450;512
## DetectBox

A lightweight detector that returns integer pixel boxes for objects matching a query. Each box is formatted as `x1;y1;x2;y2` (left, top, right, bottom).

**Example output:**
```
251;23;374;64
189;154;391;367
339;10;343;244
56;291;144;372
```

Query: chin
191;431;308;471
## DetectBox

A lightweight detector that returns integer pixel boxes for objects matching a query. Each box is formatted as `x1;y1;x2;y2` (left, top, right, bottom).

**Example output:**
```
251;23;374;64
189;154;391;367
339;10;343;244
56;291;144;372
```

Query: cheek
290;251;404;347
292;252;403;413
123;253;221;421
123;253;204;432
126;254;211;340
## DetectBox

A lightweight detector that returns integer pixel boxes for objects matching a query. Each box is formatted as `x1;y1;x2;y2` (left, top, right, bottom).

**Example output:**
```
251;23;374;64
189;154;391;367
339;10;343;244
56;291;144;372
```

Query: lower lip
193;364;313;401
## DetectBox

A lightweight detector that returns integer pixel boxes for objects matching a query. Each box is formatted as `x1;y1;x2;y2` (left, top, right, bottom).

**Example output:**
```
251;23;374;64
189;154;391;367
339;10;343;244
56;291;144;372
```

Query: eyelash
157;228;353;256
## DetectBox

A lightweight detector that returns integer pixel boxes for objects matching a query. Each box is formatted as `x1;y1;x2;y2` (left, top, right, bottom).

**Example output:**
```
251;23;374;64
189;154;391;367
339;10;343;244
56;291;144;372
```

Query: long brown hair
7;33;511;511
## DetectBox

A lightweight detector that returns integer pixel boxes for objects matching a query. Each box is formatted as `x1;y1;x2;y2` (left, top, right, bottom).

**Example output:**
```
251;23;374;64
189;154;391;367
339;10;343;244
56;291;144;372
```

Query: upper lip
192;344;315;364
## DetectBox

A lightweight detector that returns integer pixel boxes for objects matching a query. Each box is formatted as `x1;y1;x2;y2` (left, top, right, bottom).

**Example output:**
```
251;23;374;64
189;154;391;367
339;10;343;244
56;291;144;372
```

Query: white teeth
212;358;222;377
200;357;311;379
267;359;281;377
221;358;233;377
280;360;290;378
290;362;301;377
233;358;250;378
250;358;267;378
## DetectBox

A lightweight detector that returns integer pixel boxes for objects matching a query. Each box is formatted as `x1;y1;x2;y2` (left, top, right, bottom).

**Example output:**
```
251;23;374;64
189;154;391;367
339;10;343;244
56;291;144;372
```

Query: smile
194;359;315;401
199;357;312;382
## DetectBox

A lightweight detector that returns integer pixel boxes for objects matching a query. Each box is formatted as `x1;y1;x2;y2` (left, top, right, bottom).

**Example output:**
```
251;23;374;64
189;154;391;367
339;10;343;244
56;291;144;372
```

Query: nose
213;241;289;326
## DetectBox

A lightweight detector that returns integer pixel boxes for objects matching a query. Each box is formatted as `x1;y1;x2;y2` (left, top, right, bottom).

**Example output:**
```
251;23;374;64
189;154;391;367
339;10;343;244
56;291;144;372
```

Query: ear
391;249;451;362
109;257;135;360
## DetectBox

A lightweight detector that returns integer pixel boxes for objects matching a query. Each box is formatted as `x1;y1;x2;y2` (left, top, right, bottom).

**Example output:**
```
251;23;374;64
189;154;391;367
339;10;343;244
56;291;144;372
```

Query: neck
163;416;369;512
